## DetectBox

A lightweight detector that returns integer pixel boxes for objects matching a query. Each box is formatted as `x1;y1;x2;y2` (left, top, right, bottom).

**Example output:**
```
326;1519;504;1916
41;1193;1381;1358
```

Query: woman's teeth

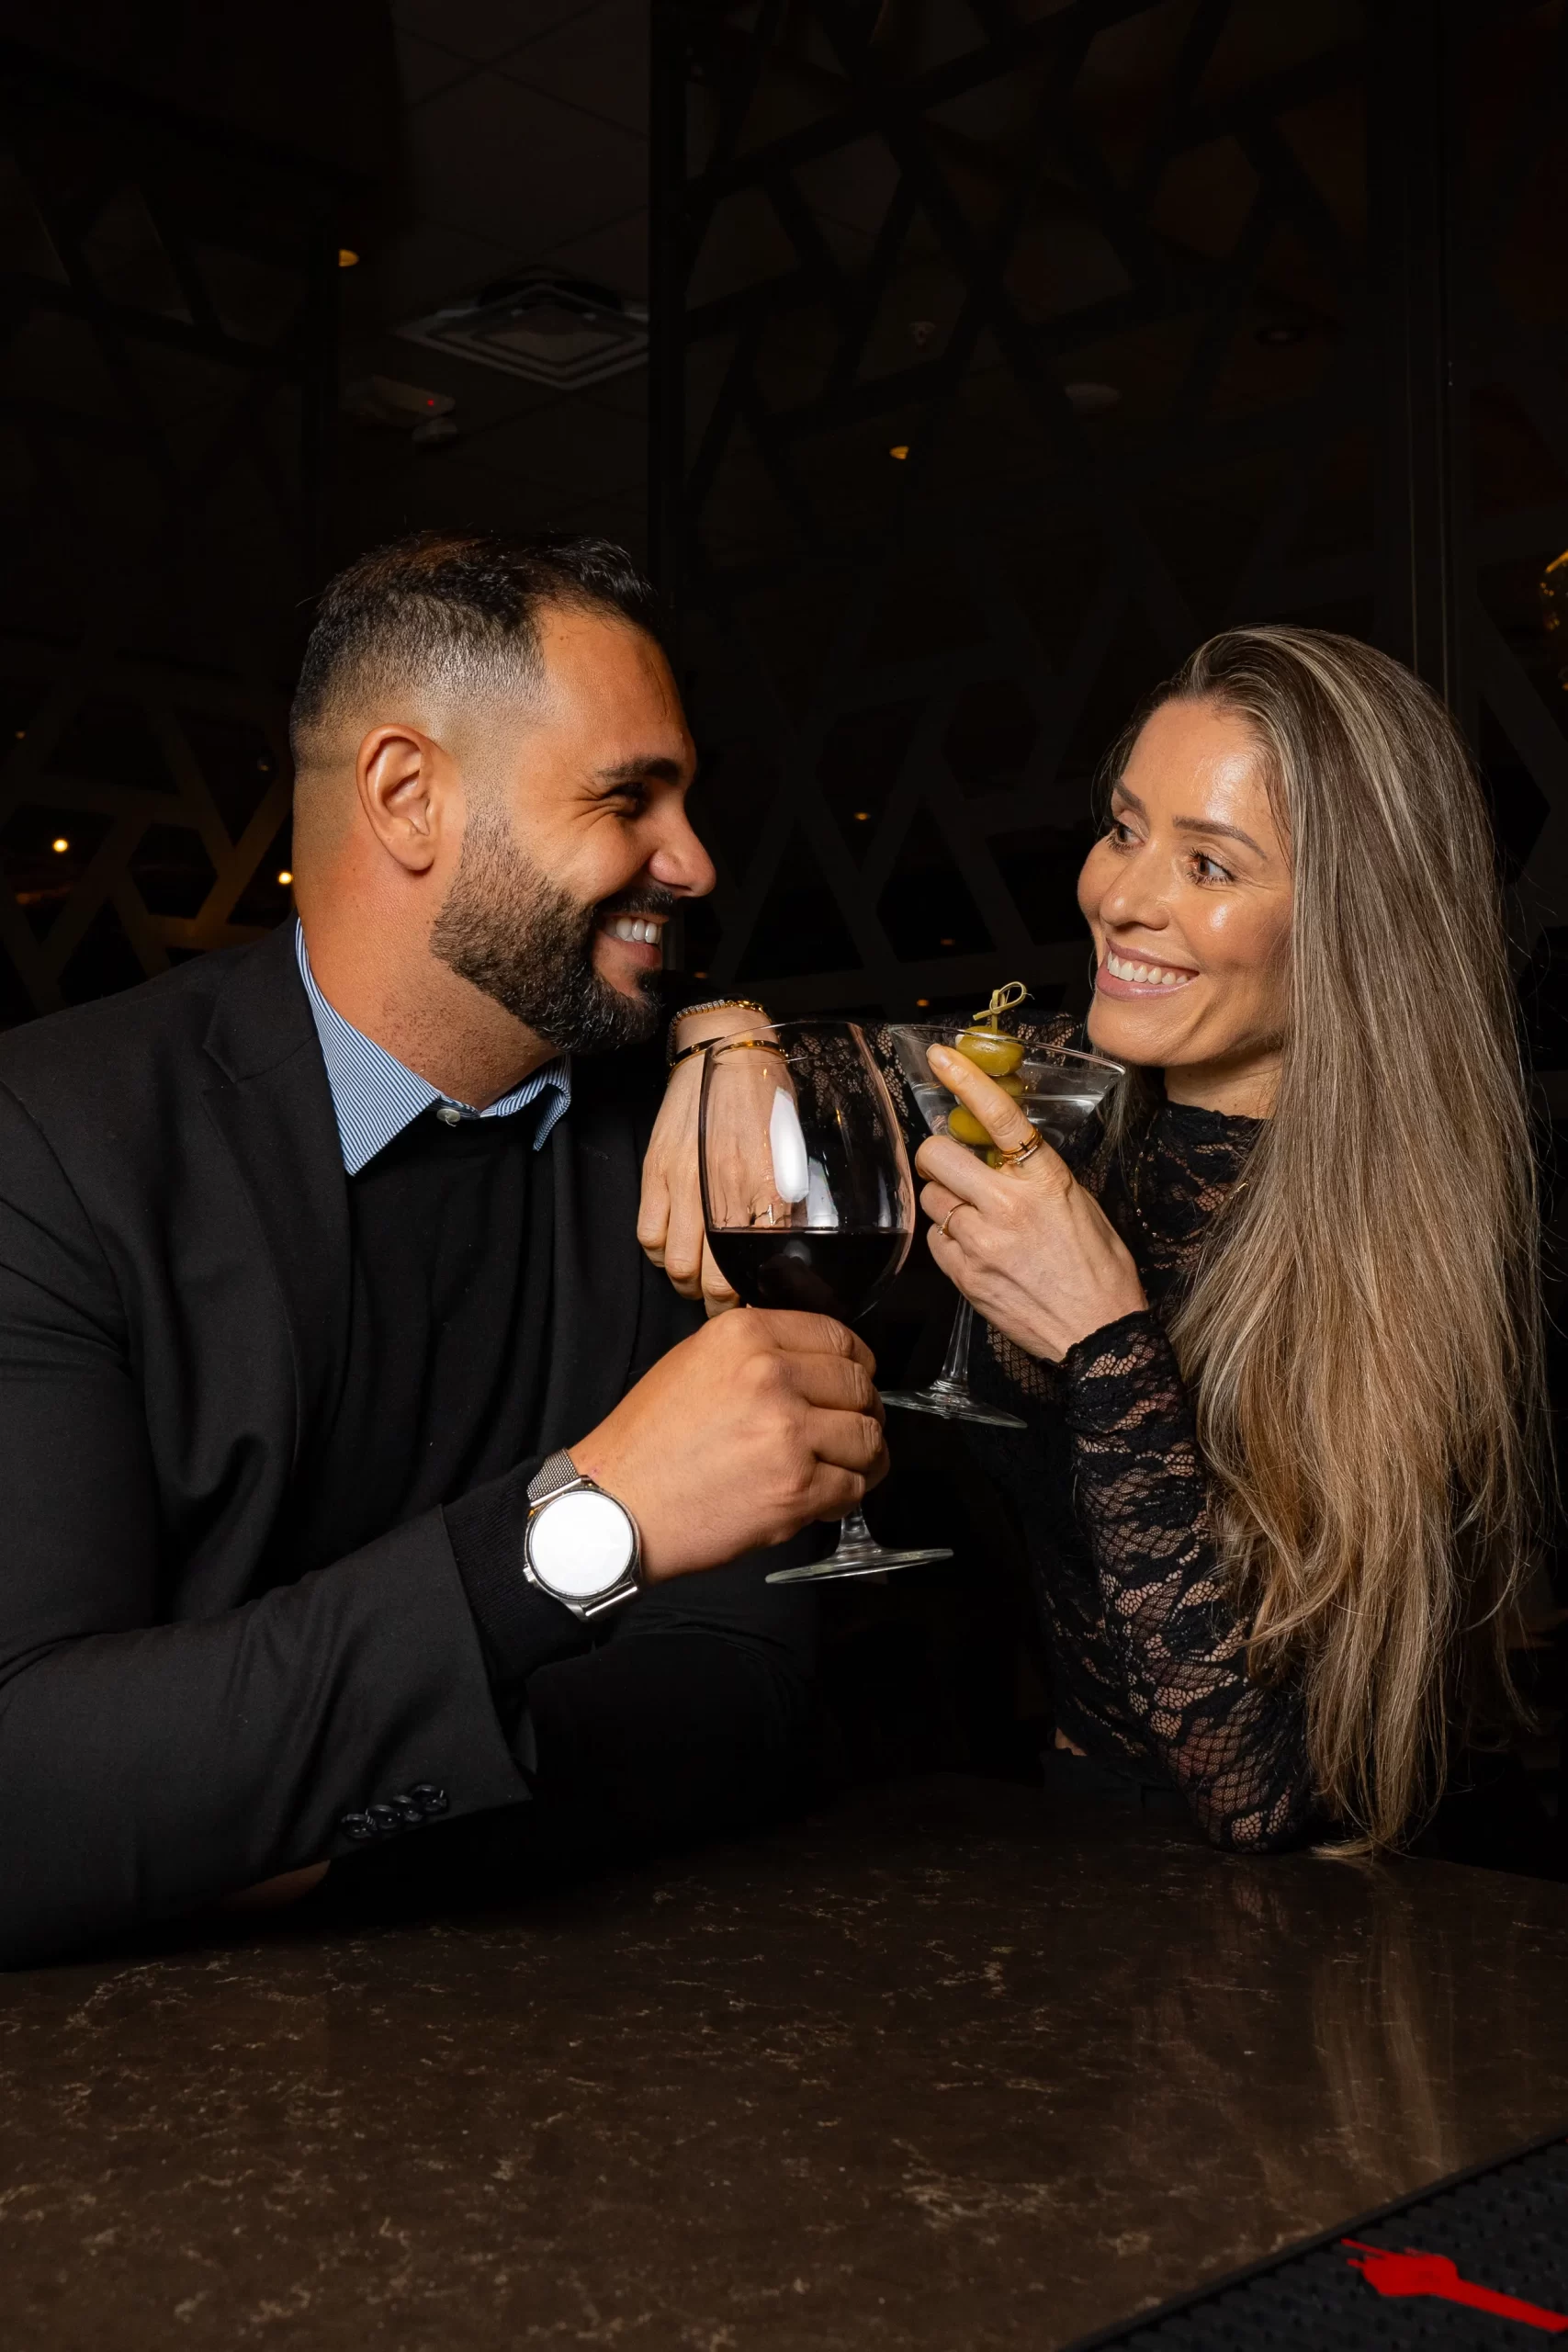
606;917;662;945
1105;949;1193;987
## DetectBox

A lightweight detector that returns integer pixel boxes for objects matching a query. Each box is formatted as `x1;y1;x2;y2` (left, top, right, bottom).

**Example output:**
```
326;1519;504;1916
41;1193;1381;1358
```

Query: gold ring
992;1126;1044;1168
939;1204;962;1239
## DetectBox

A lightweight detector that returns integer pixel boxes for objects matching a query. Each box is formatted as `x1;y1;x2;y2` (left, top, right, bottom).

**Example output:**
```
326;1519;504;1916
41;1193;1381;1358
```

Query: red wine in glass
700;1019;953;1583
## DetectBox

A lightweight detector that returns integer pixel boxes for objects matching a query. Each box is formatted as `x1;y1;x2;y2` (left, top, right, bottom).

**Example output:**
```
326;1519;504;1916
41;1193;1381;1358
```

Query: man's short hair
288;530;663;759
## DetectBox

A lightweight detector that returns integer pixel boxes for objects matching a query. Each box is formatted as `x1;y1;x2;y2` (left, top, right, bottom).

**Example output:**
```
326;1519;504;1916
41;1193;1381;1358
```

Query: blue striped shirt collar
294;921;571;1176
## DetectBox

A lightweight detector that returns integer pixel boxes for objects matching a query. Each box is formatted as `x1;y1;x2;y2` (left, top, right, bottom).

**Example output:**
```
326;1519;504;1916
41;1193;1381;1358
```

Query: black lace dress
964;1100;1323;1851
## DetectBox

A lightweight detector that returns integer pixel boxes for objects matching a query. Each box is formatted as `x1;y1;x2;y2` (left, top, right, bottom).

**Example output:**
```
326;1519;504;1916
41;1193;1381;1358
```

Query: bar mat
1065;2126;1568;2348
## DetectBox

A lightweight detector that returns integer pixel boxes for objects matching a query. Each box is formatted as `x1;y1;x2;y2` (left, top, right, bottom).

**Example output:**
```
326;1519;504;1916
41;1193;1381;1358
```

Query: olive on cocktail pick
946;1105;993;1147
953;979;1028;1079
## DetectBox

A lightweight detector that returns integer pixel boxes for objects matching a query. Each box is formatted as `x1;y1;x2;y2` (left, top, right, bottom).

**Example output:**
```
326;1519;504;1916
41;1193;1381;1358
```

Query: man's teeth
1105;949;1193;987
607;917;662;945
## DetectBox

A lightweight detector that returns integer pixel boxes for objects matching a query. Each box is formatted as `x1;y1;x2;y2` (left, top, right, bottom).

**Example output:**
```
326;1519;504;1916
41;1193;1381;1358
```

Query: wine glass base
882;1386;1028;1430
766;1544;953;1585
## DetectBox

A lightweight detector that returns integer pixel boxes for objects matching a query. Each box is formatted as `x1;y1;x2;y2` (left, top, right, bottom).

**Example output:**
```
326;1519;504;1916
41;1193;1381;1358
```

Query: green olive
946;1105;992;1148
954;1027;1023;1077
985;1148;1007;1169
997;1073;1026;1100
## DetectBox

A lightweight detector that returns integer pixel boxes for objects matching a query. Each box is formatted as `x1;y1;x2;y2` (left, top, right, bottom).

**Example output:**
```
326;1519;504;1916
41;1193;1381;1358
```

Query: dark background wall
0;0;650;1014
655;0;1568;1045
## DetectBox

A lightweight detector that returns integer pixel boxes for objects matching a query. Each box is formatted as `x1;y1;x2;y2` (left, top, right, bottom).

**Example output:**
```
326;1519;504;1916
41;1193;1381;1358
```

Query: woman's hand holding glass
637;1011;773;1314
915;1046;1147;1363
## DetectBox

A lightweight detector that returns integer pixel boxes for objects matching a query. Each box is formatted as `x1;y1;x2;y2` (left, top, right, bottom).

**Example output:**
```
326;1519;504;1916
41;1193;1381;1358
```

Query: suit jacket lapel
199;924;352;1470
539;1059;643;1453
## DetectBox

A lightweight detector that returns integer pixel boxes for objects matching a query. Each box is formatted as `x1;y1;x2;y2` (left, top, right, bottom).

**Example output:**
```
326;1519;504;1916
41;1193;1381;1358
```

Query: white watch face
528;1489;637;1601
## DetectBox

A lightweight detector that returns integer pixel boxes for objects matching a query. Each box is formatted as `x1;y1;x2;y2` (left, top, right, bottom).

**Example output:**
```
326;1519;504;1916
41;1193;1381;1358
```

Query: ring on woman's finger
939;1204;964;1240
992;1125;1044;1169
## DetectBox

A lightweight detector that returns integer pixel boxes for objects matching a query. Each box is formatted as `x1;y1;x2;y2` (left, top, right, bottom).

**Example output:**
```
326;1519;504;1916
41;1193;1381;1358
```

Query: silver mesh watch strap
526;1450;584;1507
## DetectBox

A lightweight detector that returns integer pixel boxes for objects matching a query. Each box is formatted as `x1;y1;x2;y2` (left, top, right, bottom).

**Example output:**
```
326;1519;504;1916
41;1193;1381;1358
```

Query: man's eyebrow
593;756;686;786
1111;783;1266;860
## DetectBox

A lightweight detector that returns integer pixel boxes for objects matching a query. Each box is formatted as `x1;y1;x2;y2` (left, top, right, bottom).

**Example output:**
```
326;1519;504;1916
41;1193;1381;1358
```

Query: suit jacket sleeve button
408;1783;449;1816
366;1803;401;1836
339;1811;377;1842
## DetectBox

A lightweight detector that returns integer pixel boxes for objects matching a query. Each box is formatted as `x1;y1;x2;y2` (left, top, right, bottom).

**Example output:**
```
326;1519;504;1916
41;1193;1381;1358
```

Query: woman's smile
1077;697;1293;1117
1096;944;1200;995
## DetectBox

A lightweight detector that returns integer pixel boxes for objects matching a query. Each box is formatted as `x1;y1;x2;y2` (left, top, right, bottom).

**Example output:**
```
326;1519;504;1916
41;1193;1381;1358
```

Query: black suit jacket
0;925;815;1965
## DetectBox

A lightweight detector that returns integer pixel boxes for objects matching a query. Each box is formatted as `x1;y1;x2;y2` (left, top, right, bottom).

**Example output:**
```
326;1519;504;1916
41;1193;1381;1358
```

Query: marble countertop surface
4;1774;1568;2349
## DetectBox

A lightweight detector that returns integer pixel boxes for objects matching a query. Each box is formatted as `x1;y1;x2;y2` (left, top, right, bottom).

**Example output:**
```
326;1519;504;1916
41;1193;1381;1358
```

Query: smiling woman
910;625;1548;1856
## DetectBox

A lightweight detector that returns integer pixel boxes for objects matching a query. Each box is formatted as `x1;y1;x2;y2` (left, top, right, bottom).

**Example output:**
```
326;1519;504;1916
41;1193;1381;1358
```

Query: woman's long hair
1105;626;1548;1852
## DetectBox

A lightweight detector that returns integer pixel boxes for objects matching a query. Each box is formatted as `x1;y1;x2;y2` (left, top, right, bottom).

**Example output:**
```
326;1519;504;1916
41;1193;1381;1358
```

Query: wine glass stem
937;1296;976;1392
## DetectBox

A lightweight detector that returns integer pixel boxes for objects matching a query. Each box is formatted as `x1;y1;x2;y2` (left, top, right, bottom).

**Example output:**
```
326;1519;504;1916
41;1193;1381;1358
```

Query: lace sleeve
1062;1308;1321;1851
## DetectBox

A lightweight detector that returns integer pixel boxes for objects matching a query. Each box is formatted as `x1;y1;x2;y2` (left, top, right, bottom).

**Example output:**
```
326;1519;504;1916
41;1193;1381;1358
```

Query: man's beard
429;798;669;1055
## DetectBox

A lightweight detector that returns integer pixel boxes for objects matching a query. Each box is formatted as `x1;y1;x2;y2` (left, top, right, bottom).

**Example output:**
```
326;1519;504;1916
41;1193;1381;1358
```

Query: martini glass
700;1019;953;1584
879;1025;1124;1429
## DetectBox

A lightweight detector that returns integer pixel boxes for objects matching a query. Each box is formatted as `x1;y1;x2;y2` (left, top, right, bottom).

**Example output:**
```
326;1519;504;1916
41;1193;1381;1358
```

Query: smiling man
0;533;885;1966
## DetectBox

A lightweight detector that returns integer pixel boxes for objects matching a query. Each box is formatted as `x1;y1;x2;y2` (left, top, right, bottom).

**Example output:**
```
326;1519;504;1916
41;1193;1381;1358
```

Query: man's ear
355;724;455;875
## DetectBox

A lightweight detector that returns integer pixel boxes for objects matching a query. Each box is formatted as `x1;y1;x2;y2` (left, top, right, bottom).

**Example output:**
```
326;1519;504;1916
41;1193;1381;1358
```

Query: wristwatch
523;1450;643;1619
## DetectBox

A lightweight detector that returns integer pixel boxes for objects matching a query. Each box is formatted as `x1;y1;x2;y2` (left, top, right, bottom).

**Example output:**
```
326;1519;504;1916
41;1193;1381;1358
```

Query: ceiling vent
397;270;649;390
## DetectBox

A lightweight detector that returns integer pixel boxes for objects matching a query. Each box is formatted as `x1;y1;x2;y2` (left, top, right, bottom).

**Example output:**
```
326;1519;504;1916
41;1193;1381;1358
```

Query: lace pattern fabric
970;1098;1321;1850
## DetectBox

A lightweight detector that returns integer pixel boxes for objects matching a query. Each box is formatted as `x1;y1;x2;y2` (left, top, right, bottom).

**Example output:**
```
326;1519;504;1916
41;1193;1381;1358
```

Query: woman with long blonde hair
908;625;1547;1852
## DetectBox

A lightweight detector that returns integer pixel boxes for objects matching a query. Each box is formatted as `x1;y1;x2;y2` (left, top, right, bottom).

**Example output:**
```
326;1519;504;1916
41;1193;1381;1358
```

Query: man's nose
649;808;716;899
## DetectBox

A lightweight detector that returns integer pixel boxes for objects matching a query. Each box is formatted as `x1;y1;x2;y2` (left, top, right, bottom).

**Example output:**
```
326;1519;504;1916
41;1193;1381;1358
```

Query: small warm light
888;445;909;461
276;869;294;887
939;935;956;947
853;808;871;821
1541;548;1568;689
693;969;708;978
337;248;360;269
51;837;69;854
14;729;24;740
915;997;931;1008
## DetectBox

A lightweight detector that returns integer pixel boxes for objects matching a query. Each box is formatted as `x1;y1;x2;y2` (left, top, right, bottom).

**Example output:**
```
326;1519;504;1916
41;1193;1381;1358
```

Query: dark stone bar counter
4;1776;1568;2348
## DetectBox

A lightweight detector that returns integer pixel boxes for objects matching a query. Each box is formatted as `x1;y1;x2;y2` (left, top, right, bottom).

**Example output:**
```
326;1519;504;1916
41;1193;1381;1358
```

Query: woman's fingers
919;1179;963;1227
699;1239;741;1316
928;1043;1037;1152
917;1117;1072;1205
915;1131;987;1193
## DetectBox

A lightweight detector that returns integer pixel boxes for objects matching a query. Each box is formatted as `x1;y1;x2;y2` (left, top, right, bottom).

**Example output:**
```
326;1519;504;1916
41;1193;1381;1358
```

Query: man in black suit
0;533;886;1966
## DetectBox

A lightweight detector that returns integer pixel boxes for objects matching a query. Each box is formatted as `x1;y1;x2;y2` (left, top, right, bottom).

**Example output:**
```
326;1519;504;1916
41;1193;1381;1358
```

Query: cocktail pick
969;979;1029;1027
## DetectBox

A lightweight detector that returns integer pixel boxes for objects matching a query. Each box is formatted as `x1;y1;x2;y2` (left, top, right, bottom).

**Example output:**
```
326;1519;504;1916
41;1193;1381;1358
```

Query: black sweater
0;927;816;1966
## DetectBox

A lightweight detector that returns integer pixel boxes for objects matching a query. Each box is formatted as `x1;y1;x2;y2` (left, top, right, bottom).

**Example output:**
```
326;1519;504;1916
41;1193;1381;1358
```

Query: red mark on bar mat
1343;2241;1568;2331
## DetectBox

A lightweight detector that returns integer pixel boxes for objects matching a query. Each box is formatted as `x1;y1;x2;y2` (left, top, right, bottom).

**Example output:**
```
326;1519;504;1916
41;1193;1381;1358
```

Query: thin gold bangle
665;998;771;1069
670;1029;782;1075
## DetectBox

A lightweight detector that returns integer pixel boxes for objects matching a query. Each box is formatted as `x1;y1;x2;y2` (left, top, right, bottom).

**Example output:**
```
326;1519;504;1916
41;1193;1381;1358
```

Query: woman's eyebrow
1112;784;1267;860
1171;813;1267;857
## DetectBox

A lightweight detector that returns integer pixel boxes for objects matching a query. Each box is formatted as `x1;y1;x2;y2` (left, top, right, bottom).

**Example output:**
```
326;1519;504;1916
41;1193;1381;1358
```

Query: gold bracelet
665;997;771;1069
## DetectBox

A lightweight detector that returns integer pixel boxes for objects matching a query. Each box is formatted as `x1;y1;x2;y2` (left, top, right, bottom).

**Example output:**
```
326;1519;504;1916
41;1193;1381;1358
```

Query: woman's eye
1107;817;1135;846
1192;852;1233;885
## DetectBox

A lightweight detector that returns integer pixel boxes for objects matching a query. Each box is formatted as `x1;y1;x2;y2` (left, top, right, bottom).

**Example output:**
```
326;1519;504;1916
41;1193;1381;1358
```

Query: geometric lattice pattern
0;48;336;1018
655;0;1568;1024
